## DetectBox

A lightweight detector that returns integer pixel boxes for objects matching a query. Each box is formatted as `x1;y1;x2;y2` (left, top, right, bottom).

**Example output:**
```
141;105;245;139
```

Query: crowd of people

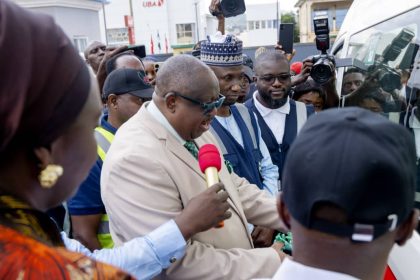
1;0;419;279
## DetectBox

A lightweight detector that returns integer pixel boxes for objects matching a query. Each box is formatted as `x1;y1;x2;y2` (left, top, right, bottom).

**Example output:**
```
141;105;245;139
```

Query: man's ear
253;76;257;83
395;209;419;246
277;193;292;231
108;94;118;109
164;93;177;113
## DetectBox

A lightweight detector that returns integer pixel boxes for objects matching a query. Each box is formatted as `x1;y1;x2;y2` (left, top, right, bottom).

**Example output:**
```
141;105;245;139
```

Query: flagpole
102;2;108;45
194;0;200;41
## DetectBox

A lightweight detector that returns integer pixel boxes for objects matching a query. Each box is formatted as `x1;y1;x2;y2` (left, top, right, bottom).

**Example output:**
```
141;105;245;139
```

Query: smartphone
127;45;146;59
279;23;294;54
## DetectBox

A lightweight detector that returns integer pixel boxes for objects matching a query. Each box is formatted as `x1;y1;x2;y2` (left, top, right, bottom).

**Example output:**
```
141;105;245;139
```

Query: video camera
311;16;336;84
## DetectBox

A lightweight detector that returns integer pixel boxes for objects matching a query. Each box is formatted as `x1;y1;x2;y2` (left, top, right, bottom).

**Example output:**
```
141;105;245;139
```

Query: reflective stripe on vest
94;126;115;248
95;127;115;162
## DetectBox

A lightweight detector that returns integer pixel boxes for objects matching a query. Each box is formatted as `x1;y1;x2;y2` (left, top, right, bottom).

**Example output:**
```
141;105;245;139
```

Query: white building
13;0;106;53
103;0;288;54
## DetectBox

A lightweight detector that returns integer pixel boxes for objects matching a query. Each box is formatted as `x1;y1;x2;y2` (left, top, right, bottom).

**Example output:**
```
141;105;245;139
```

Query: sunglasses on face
257;74;291;84
173;92;225;114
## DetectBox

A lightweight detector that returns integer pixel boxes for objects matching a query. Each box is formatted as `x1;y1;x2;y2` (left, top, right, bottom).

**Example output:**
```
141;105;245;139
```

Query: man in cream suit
101;54;286;280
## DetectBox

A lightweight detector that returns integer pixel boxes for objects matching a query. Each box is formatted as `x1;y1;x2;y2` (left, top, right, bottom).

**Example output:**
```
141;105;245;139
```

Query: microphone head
198;144;222;173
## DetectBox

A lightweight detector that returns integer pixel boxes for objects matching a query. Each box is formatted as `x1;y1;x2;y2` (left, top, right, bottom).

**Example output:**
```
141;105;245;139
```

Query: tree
281;12;300;43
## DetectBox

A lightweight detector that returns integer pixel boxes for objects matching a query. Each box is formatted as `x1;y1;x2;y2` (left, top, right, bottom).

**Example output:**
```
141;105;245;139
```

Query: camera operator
342;69;406;113
290;16;339;109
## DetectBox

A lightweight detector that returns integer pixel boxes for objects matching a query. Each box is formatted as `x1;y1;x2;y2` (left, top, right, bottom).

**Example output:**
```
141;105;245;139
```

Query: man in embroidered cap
202;33;280;248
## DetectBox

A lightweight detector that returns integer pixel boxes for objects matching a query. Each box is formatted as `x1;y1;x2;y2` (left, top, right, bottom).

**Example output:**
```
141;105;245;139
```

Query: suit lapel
140;104;206;180
166;137;206;180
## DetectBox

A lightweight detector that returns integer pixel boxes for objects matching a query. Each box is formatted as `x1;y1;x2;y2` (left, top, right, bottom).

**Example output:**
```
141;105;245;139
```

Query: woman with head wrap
0;1;132;278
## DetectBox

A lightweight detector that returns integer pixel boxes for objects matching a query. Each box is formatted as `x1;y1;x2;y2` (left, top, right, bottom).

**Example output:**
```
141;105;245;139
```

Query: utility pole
102;2;108;45
276;0;280;36
194;0;200;41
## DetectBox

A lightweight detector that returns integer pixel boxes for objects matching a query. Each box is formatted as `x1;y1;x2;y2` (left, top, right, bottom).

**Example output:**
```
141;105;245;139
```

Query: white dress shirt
62;219;186;280
215;113;279;196
253;92;290;145
256;258;359;280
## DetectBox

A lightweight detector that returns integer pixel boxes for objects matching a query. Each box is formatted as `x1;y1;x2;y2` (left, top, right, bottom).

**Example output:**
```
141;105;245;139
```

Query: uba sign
143;0;165;8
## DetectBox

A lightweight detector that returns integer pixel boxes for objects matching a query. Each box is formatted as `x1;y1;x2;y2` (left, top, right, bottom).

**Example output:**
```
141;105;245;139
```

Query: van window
341;7;419;116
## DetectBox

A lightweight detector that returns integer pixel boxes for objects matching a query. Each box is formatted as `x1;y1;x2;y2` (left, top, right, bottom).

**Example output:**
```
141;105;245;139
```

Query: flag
150;35;154;55
157;31;162;53
165;34;169;53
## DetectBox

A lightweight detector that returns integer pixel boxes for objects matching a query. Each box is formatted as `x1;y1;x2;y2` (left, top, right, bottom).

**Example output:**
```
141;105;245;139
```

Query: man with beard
202;35;279;247
245;51;314;183
101;54;288;279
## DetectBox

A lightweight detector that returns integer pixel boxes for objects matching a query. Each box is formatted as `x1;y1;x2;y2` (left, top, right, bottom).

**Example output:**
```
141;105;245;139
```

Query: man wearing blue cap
202;33;280;247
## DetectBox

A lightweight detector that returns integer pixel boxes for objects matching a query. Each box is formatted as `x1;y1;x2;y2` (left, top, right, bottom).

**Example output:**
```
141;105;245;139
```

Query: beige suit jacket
101;104;286;280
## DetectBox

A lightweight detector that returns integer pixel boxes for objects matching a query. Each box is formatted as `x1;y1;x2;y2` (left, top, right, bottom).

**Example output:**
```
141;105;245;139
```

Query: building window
255;21;260;30
268;20;273;29
335;8;348;30
261;20;266;29
176;23;195;44
248;21;255;30
273;20;279;29
73;37;88;53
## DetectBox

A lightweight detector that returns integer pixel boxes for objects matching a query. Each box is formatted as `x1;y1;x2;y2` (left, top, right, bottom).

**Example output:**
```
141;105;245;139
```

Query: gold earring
39;164;63;188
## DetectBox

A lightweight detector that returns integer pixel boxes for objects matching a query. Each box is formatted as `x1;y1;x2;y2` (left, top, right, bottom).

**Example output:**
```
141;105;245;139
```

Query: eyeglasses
173;92;225;114
256;74;291;84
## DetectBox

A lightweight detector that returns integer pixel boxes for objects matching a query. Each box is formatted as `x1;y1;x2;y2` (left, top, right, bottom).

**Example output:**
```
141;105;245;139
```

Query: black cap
102;68;154;100
283;107;416;242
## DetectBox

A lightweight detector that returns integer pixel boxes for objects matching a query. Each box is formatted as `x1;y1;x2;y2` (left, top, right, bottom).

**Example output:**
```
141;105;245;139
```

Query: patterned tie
184;141;199;159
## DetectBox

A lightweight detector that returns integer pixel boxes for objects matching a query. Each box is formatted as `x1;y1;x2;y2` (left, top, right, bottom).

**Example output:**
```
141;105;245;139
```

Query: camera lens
378;70;401;92
311;58;334;84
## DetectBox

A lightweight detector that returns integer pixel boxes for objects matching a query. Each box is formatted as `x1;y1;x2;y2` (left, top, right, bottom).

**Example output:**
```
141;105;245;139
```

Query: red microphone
198;144;224;227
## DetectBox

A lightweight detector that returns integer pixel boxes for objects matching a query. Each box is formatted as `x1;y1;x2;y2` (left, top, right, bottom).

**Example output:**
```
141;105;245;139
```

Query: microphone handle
204;167;224;227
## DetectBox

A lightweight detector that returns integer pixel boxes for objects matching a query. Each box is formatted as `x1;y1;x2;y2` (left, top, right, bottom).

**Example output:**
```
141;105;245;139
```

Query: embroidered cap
200;32;243;67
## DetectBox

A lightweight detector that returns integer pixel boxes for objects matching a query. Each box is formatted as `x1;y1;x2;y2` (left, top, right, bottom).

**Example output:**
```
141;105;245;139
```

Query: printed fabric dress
0;195;135;280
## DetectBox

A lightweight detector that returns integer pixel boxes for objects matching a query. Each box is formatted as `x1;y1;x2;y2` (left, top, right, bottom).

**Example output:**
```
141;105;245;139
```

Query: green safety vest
94;126;115;249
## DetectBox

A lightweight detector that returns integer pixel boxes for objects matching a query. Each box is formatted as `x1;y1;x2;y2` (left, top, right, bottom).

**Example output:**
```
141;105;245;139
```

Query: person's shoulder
0;225;133;279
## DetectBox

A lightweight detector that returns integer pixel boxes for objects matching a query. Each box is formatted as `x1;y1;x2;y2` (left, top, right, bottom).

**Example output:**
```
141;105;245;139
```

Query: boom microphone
198;144;224;227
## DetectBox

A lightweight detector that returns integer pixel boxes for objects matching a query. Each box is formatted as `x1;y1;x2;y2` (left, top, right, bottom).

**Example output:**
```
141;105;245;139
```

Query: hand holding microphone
198;144;226;228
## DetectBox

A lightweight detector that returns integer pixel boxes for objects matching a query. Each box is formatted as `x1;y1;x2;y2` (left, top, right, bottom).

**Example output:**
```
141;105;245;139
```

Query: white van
331;0;420;101
331;2;420;279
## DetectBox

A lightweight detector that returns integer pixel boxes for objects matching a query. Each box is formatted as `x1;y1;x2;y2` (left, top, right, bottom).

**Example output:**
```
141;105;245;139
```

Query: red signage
143;0;164;8
124;15;135;44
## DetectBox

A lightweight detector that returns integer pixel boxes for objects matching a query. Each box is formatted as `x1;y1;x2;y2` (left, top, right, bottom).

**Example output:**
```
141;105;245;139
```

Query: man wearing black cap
271;107;419;279
68;68;153;250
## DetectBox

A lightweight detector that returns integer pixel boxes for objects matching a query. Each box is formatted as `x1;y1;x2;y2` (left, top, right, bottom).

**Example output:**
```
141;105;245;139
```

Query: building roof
295;0;306;8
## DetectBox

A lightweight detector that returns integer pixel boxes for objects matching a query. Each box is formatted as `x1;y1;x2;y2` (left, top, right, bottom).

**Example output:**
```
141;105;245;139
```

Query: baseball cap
282;107;416;242
290;61;303;75
102;68;154;100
